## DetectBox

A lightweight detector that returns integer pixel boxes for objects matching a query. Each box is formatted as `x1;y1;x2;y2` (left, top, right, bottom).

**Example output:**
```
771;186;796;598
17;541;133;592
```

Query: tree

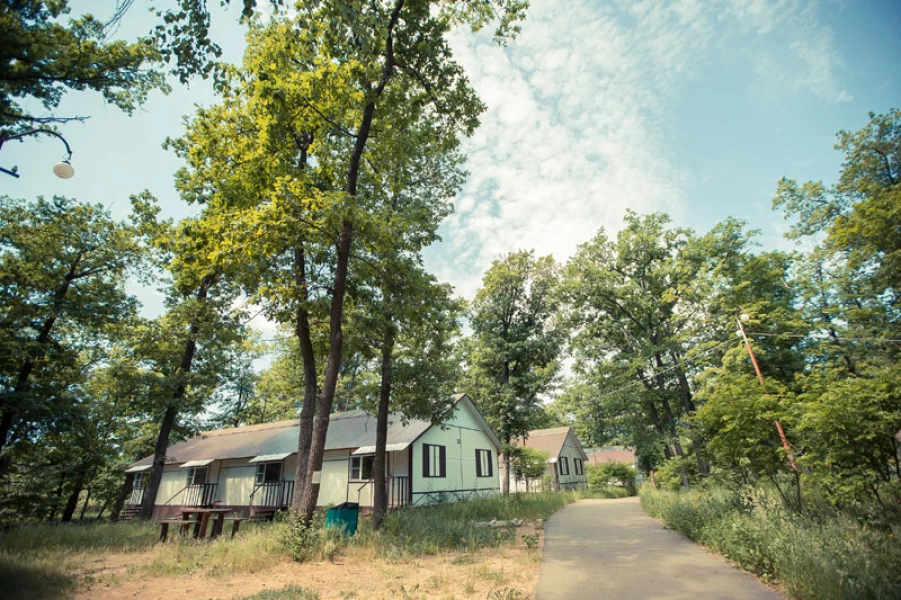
0;195;145;467
0;1;166;174
170;2;526;524
509;446;548;493
466;250;563;496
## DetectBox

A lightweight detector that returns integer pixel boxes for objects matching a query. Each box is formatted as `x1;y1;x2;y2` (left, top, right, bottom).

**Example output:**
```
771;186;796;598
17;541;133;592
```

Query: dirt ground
75;522;544;600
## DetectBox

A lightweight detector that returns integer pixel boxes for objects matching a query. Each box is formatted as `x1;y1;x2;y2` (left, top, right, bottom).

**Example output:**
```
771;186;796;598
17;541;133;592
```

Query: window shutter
487;451;493;477
475;449;482;477
422;445;430;478
439;445;446;478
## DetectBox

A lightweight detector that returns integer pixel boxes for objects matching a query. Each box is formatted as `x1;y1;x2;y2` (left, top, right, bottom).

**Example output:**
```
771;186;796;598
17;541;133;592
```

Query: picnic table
158;507;248;542
181;507;232;539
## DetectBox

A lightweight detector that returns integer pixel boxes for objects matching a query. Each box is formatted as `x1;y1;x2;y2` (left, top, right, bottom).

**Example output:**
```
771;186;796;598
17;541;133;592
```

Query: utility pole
736;314;800;474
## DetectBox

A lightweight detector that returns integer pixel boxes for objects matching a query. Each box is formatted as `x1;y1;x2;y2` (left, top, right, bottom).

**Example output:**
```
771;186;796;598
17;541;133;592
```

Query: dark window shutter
475;449;482;477
439;445;446;478
422;444;430;477
488;451;493;477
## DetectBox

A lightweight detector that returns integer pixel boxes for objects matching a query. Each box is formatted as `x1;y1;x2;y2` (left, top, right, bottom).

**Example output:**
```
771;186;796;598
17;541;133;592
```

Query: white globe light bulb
53;160;74;179
740;313;750;323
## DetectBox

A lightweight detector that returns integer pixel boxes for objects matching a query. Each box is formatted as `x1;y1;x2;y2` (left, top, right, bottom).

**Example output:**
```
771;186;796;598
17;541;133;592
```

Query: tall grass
641;485;901;599
0;490;595;597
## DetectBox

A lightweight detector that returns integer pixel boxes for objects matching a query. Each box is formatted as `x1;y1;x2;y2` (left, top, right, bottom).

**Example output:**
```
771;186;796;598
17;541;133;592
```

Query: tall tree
171;2;525;523
0;195;144;468
466;251;563;496
0;1;166;174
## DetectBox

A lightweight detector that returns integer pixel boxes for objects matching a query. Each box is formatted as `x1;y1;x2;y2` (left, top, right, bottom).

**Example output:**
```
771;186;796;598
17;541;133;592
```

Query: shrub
640;485;901;598
586;462;636;494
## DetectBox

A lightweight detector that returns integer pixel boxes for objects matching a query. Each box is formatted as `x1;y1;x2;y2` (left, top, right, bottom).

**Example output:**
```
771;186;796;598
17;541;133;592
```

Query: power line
588;338;734;401
747;331;901;344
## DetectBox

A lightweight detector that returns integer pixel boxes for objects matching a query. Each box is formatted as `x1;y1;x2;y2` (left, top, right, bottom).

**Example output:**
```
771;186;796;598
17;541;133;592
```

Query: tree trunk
297;2;402;520
291;243;319;515
372;324;395;530
502;449;511;496
110;472;134;521
47;471;66;521
139;274;214;519
61;478;84;522
140;405;178;519
96;498;111;520
78;486;92;520
0;274;73;466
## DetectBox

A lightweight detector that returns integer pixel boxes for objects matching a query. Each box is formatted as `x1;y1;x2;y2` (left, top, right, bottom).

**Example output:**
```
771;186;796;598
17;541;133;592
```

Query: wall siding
410;402;500;505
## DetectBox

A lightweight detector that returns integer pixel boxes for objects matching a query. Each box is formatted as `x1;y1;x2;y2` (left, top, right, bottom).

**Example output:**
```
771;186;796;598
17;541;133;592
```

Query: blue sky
4;0;900;335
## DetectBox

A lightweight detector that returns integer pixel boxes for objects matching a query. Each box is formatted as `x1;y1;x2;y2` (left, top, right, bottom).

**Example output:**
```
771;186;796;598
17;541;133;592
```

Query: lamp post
736;313;800;474
0;128;75;179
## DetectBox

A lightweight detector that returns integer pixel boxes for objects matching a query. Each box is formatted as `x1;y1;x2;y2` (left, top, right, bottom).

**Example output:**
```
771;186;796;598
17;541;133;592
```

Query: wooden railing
128;486;145;506
389;476;409;508
250;480;294;508
183;483;218;507
355;476;409;508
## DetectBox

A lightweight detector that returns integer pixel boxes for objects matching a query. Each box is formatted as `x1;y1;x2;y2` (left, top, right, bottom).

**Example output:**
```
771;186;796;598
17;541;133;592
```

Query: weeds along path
536;497;782;600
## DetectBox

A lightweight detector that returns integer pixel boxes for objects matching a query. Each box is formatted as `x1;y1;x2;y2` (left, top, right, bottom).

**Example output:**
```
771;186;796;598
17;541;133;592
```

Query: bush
586;462;636;494
640;485;901;598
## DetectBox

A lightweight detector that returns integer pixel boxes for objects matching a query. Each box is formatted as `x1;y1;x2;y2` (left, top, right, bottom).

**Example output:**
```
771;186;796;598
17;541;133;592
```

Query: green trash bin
325;502;359;536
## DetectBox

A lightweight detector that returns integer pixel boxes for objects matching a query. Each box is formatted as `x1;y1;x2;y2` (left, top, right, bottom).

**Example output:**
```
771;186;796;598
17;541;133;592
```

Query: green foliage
236;586;320;600
586;462;635;494
465;251;563;452
510;446;550;482
0;0;167;164
641;486;901;599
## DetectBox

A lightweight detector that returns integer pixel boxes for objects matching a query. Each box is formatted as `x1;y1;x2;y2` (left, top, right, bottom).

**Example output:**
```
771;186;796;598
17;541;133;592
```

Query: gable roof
128;393;499;469
514;427;588;461
128;410;430;469
584;446;636;466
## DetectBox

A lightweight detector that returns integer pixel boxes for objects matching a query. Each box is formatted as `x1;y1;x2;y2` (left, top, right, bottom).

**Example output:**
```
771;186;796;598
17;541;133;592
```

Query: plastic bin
325;502;359;536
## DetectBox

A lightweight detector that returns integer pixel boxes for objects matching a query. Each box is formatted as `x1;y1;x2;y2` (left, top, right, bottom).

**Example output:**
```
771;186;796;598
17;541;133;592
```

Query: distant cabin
125;393;501;519
584;446;637;467
505;427;589;492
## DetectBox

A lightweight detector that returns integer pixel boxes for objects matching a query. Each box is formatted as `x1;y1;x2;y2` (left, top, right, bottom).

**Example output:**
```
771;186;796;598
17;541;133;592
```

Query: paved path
536;497;781;600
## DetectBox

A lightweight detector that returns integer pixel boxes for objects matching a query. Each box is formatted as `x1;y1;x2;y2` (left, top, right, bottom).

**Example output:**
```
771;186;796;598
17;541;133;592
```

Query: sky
4;0;901;337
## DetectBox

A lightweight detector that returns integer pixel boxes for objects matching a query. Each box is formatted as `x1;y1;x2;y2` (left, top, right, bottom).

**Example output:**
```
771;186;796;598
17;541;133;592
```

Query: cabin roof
128;409;431;468
514;427;588;461
127;393;494;469
584;446;637;465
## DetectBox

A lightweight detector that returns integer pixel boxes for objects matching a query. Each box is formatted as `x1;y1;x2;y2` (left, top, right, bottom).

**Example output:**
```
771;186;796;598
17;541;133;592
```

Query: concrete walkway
536;497;781;600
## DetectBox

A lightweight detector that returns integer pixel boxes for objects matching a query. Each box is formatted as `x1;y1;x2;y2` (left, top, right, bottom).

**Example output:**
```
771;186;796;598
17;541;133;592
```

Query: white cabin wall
318;449;350;507
411;401;500;505
155;467;186;505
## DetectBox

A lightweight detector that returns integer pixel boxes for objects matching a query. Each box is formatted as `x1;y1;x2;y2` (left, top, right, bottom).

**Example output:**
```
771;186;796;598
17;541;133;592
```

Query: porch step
249;508;278;522
119;507;142;521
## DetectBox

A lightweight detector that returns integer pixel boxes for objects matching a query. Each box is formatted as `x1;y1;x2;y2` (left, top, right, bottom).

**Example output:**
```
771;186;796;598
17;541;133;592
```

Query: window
475;449;493;477
350;455;374;481
559;457;570;476
133;472;144;488
574;458;583;476
422;444;446;478
255;462;282;484
187;467;208;485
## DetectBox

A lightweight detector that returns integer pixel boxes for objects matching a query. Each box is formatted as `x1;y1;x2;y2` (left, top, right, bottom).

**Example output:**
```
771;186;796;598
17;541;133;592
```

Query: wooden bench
219;517;246;539
159;518;196;542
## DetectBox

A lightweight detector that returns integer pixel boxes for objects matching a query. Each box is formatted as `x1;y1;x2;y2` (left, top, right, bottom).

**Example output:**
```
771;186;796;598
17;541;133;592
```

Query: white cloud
424;0;851;299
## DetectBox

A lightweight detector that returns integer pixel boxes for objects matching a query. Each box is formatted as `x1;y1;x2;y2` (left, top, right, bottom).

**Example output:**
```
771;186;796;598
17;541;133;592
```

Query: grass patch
0;490;589;597
236;585;320;599
641;485;901;599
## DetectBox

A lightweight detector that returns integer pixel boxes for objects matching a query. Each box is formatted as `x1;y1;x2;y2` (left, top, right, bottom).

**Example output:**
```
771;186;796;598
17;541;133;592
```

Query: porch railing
128;485;146;506
389;476;409;508
354;476;409;508
250;480;294;508
183;483;218;507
